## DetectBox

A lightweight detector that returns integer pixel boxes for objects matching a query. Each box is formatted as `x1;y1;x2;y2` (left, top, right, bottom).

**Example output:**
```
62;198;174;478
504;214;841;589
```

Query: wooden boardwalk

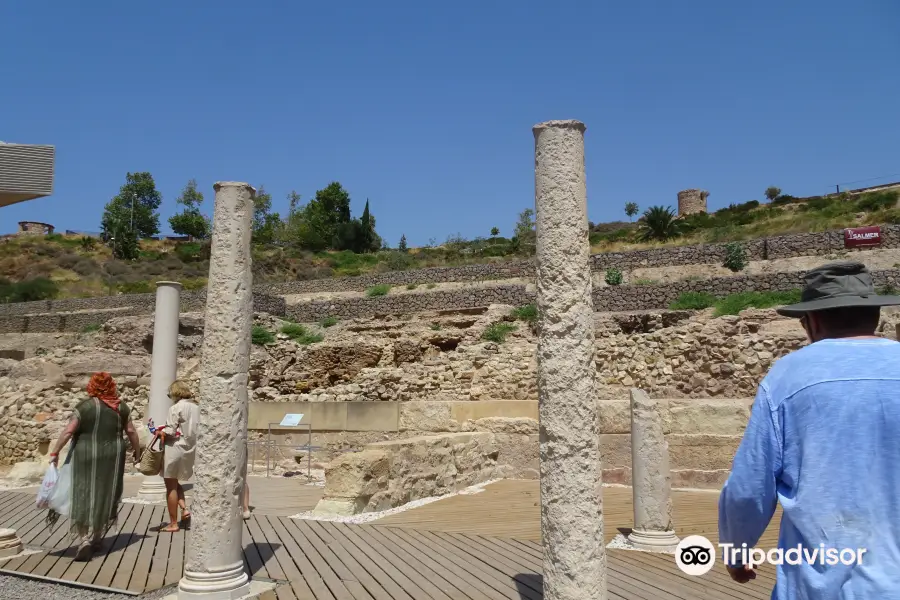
0;481;782;599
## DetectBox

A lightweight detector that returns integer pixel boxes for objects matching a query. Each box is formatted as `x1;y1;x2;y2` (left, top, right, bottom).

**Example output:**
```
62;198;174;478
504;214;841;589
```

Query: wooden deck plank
91;503;145;589
319;522;417;600
75;503;137;587
613;551;754;600
292;520;358;584
145;505;174;592
335;523;452;600
282;518;359;600
58;504;137;585
247;515;284;581
255;515;301;583
25;515;79;578
414;529;540;600
306;521;396;600
243;516;269;579
607;554;714;600
108;503;154;590
431;531;542;598
455;534;541;574
371;525;499;600
266;517;335;600
128;504;166;592
1;493;40;531
164;515;187;586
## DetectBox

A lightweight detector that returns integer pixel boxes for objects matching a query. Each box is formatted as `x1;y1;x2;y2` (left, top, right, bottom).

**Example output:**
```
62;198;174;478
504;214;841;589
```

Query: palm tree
638;206;682;241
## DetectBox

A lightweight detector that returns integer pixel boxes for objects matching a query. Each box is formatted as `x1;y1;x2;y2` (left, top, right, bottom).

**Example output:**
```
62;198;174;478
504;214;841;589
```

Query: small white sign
280;414;304;427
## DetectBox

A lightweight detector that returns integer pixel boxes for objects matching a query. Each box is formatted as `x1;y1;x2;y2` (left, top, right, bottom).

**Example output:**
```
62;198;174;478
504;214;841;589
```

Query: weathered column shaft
628;388;679;551
138;281;182;501
534;120;606;600
178;182;255;600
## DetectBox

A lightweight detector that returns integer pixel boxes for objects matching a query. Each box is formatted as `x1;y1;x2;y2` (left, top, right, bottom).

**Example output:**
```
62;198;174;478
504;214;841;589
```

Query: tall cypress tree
360;199;375;252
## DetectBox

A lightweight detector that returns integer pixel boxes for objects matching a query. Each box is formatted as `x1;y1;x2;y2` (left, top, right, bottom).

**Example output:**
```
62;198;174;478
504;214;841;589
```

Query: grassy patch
633;278;657;286
366;284;391;297
320;316;338;328
712;290;801;316
510;304;537;324
426;283;437;289
406;283;418;290
670;289;802;315
669;292;717;310
280;322;324;345
482;322;517;343
430;323;442;331
81;323;101;333
251;325;276;345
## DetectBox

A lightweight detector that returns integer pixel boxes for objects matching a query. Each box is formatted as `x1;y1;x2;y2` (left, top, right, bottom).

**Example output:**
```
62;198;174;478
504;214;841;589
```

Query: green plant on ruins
723;242;748;272
605;267;623;286
511;303;537;324
638;206;682;242
482;322;516;343
280;322;323;345
320;316;338;328
366;284;391;297
669;292;717;310
669;289;802;316
251;325;276;345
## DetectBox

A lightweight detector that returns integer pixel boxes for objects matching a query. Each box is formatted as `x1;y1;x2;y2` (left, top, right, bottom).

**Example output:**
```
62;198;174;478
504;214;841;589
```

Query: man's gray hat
776;261;900;317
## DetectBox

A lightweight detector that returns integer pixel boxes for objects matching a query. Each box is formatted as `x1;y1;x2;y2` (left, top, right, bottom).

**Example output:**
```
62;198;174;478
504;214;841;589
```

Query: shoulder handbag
137;434;164;476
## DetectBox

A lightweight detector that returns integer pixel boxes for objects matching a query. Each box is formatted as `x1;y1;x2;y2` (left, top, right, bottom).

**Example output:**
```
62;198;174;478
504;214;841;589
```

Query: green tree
398;234;408;253
101;172;163;240
168;179;210;239
101;202;139;260
490;227;499;237
251;185;282;244
511;208;536;253
625;202;639;222
358;199;378;253
638;206;682;242
765;186;782;202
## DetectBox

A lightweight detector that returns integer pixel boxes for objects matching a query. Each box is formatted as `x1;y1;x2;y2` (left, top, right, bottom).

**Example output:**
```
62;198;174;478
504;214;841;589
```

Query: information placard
279;413;304;427
844;226;881;248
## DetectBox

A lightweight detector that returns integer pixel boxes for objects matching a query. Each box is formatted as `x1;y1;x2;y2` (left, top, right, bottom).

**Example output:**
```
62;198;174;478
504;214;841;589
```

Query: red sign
844;226;882;248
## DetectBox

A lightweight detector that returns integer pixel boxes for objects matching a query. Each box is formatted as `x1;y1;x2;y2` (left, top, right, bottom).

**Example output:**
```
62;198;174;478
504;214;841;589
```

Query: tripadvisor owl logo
675;535;716;576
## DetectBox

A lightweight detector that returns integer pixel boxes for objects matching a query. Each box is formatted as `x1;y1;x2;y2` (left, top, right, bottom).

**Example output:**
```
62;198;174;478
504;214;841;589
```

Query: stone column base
0;528;23;558
177;561;250;599
137;476;167;502
627;529;680;553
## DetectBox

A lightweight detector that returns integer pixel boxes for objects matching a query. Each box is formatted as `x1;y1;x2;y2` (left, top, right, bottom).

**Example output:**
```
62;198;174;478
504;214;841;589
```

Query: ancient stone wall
313;432;507;515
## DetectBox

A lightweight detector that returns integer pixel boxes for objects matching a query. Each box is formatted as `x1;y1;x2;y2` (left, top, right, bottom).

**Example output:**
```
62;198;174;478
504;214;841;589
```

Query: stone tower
677;189;709;216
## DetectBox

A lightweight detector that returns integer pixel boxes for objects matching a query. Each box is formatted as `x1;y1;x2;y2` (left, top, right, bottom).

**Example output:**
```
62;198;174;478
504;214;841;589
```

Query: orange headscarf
86;372;120;412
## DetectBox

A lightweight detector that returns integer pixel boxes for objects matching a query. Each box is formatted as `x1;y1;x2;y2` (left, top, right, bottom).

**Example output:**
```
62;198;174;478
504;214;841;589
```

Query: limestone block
600;434;631;468
322;449;390;499
597;399;632;434
664;398;753;435
58;351;151;378
667;434;742;471
470;416;538;434
398;402;455;431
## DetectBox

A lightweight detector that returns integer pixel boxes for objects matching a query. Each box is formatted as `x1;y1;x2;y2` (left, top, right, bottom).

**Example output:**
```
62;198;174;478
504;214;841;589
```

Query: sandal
160;523;180;533
74;543;93;561
181;511;192;522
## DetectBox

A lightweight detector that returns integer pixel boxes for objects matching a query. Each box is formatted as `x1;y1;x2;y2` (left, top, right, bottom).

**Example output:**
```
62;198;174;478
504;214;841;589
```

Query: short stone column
628;388;680;551
0;528;23;558
137;281;182;501
533;120;606;600
177;183;255;600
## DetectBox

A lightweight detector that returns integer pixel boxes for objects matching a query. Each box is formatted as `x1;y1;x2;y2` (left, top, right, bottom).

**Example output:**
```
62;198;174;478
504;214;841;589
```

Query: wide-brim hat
776;261;900;317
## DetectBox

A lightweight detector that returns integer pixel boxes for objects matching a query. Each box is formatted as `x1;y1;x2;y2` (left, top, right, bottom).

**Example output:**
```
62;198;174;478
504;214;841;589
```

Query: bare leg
242;481;251;520
177;483;189;520
162;478;179;532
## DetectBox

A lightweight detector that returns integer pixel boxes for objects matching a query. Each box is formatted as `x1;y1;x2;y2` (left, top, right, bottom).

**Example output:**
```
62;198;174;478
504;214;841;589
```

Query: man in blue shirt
719;261;900;599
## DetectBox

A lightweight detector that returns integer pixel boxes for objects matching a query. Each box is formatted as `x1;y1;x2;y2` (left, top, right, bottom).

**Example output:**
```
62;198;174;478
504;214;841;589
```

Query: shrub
366;284;390;297
605;268;624;286
180;278;207;291
175;242;205;262
73;258;101;276
669;292;717;310
430;323;442;331
0;277;60;303
638;206;682;241
722;242;748;272
406;283;418;290
118;281;155;294
855;190;898;213
280;323;322;345
81;323;101;333
482;322;516;343
79;236;97;250
320;316;338;328
713;290;802;316
58;252;81;269
382;251;416;271
511;303;538;324
251;325;276;345
877;284;898;296
426;283;437;289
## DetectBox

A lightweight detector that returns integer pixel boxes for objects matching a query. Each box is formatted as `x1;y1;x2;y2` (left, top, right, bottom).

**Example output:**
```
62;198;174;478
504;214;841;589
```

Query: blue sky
2;1;898;246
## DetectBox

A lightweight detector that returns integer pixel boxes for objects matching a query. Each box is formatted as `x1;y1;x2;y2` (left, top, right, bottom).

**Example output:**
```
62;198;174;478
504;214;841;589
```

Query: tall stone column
178;182;255;600
138;281;183;501
628;388;680;551
533;120;606;600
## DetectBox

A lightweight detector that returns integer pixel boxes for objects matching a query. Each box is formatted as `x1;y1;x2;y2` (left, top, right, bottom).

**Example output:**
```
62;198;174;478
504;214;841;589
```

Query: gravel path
0;573;175;600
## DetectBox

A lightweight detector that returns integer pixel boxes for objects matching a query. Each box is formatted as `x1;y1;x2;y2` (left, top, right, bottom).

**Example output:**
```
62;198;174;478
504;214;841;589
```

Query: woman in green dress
48;372;141;561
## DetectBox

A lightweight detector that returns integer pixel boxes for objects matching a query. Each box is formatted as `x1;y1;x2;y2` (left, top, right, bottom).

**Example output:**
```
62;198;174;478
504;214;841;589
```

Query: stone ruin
677;188;709;216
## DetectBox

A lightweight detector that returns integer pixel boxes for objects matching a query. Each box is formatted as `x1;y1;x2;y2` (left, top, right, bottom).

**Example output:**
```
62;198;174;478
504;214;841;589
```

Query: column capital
533;119;586;135
213;181;256;196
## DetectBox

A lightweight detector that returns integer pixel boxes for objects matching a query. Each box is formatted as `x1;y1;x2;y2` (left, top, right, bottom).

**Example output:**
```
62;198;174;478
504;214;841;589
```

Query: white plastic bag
36;465;58;509
47;463;72;517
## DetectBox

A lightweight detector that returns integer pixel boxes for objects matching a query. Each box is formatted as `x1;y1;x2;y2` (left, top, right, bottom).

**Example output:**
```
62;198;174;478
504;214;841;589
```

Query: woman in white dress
158;380;200;533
